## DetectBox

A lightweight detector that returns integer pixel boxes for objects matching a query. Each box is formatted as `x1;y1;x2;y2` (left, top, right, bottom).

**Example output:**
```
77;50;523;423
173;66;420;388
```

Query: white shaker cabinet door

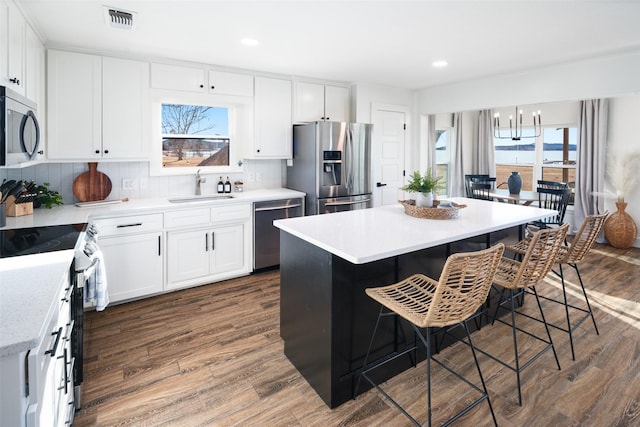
211;224;245;274
208;70;253;96
167;228;211;286
47;50;102;159
151;63;205;92
252;76;292;158
324;85;349;123
99;232;164;303
102;57;150;159
295;81;325;122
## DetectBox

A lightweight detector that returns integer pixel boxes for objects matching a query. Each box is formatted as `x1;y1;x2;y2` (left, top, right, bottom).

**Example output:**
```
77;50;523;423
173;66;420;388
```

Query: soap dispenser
224;177;232;193
217;177;224;193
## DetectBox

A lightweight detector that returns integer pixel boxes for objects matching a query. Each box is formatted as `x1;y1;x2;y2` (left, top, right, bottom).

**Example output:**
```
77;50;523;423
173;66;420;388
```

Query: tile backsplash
0;159;286;204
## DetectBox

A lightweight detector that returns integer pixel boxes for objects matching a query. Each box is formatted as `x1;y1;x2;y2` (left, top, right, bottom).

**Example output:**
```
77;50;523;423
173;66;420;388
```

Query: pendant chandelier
493;107;541;141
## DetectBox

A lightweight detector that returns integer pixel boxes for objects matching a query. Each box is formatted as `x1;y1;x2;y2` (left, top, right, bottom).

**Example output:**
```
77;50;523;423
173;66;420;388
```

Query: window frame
150;90;253;176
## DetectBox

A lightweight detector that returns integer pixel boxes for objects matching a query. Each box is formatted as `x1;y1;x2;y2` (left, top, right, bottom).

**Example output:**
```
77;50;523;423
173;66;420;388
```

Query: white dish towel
85;249;110;311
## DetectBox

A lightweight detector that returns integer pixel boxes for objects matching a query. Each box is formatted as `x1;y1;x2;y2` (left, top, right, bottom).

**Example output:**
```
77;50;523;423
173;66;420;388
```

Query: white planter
416;192;434;207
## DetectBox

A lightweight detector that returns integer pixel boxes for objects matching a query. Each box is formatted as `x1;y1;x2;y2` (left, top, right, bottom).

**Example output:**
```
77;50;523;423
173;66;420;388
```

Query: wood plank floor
73;243;640;426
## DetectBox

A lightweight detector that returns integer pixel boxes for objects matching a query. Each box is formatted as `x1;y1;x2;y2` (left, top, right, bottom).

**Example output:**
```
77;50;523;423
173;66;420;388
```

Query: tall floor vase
604;201;638;249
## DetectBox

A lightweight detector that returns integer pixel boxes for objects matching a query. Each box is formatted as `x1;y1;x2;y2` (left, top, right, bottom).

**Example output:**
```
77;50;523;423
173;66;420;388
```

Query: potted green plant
401;169;444;207
34;182;64;208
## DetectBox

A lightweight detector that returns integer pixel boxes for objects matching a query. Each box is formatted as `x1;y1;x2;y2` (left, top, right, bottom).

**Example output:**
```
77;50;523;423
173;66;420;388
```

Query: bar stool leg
463;321;498;427
509;289;523;406
531;286;562;371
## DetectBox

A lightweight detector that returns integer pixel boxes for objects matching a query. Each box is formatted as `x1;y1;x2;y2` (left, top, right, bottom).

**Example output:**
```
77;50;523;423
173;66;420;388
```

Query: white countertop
0;250;74;356
1;188;305;229
274;197;557;264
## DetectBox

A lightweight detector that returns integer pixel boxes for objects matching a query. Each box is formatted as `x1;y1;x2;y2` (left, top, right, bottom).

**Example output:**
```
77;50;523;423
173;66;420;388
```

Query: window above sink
150;90;252;176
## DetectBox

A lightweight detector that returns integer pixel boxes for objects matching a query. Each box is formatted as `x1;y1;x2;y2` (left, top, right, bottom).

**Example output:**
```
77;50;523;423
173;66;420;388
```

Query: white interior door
372;107;407;206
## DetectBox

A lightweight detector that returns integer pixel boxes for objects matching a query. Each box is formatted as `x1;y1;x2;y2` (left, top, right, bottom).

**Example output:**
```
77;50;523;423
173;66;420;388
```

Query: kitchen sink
168;195;234;203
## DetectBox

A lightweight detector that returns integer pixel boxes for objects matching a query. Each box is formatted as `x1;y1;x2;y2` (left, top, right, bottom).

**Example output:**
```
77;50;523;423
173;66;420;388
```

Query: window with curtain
494;125;578;196
435;128;451;194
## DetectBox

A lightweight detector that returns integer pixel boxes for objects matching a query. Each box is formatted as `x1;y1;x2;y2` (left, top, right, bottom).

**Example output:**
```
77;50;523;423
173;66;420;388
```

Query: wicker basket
399;200;466;220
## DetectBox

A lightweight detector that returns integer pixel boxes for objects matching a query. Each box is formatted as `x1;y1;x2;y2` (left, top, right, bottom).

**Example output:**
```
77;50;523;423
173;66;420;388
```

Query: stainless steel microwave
0;86;41;166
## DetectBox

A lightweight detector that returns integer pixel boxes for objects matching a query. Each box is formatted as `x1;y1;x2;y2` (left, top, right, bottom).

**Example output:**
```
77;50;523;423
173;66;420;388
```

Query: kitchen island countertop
274;197;556;264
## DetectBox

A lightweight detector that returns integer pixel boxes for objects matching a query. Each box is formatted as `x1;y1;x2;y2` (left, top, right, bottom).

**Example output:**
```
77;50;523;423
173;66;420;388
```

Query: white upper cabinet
208;70;253;96
47;50;150;160
47;50;102;159
1;0;26;96
151;63;254;97
151;63;205;93
251;76;292;159
103;57;150;159
294;81;349;123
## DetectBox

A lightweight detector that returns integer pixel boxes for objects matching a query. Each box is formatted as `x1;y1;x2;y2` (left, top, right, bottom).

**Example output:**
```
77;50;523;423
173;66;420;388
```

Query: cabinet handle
199;84;204;88
117;223;143;228
211;232;215;251
326;117;330;120
95;150;100;154
61;285;73;303
38;150;44;155
256;149;260;153
45;327;63;357
9;77;20;85
205;233;208;251
211;85;215;89
158;235;161;256
104;149;109;154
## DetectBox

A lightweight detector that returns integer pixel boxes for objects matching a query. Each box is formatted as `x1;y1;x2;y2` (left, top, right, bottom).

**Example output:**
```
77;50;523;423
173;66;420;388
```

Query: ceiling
17;0;640;90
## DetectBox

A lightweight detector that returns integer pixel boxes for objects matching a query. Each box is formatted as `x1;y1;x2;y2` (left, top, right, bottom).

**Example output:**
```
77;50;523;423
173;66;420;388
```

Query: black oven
0;85;41;166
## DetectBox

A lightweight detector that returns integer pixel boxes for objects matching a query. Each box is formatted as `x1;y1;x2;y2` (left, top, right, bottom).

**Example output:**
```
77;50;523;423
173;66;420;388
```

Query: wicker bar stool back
356;243;505;427
479;223;569;406
506;213;608;360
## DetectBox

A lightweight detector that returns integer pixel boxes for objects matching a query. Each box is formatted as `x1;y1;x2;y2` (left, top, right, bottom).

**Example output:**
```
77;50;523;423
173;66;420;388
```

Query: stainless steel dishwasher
253;198;304;270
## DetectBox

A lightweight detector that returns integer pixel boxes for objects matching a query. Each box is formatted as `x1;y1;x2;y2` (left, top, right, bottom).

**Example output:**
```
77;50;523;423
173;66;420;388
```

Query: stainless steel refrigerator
287;121;372;215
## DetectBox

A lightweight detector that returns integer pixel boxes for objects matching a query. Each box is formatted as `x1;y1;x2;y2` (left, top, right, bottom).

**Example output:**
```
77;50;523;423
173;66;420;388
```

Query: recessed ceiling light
432;60;448;68
241;38;259;47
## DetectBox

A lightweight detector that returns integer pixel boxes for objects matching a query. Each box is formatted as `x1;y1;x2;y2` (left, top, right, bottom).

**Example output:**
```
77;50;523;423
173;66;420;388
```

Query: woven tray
399;200;467;220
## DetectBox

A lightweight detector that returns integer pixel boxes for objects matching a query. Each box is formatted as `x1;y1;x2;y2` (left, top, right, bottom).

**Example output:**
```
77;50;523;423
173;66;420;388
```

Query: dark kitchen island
274;198;556;408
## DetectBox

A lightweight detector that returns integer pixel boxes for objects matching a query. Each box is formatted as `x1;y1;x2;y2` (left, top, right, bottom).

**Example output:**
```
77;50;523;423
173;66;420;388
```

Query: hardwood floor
73;243;640;426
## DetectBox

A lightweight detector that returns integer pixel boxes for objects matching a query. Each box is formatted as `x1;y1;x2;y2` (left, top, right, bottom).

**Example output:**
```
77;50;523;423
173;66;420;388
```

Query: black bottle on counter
217;177;224;193
224;177;232;193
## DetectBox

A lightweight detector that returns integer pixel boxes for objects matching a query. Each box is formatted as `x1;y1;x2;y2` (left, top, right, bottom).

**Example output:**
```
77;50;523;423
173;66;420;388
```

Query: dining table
489;189;539;206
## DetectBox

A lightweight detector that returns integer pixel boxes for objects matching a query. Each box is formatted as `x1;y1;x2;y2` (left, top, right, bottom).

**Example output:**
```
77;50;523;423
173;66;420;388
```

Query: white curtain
425;114;437;173
450;112;465;196
574;99;608;231
476;110;496;177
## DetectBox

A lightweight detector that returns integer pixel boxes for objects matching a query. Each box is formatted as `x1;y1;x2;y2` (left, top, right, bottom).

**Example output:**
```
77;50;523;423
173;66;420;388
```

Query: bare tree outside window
161;104;230;167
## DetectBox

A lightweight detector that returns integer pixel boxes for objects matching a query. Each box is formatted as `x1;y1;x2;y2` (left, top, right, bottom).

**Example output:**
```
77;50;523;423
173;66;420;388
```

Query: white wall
416;50;640;114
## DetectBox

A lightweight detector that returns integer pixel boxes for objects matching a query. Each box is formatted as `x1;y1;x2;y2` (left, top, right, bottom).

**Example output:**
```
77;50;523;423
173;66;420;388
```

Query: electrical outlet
121;178;136;190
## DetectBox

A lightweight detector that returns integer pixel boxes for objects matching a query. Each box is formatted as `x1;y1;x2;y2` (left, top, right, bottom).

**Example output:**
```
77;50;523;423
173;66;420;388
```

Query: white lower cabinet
167;224;244;287
166;203;251;290
93;214;164;304
1;268;74;427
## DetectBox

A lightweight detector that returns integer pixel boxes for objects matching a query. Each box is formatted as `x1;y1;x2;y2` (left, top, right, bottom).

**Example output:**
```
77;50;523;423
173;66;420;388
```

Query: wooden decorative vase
604;201;638;249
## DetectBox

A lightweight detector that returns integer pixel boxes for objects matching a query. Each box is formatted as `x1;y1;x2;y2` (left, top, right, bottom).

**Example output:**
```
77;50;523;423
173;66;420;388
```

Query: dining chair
356;243;505;427
470;181;494;201
464;174;490;198
537;180;568;189
477;223;569;405
507;212;609;360
529;187;572;231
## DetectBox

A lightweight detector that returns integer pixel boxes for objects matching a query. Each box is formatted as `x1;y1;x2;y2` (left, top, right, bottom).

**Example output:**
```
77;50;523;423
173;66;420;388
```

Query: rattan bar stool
356;243;505;427
507;213;608;360
478;223;569;405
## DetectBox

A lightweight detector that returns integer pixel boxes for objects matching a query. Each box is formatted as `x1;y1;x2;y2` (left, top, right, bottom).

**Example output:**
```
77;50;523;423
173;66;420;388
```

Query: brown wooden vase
604;201;638;249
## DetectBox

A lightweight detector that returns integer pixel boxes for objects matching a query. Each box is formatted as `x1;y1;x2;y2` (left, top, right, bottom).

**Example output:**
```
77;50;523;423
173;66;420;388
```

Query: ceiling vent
104;7;136;30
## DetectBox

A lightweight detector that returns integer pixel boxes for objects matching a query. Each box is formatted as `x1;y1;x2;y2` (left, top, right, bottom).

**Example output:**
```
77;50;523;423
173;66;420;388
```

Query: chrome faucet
195;169;206;195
